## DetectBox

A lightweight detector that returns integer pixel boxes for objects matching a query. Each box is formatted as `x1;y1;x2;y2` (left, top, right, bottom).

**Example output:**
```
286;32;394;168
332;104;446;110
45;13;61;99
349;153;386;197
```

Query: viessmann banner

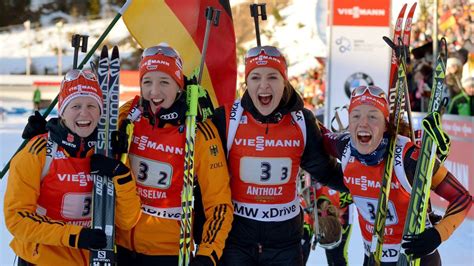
412;113;474;219
325;0;391;129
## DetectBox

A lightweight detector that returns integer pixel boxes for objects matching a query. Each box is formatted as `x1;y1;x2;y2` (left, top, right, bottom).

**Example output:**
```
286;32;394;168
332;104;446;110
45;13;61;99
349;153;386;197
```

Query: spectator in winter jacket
448;76;474;116
113;44;233;266
4;69;141;266
212;45;346;266
322;85;472;265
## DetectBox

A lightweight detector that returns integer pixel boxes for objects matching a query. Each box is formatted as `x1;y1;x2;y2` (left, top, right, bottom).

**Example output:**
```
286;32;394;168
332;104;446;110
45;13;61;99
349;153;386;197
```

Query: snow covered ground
0;100;472;265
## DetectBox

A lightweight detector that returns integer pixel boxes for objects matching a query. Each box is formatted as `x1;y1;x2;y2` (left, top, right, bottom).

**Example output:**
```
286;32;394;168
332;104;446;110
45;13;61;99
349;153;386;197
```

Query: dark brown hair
318;202;342;245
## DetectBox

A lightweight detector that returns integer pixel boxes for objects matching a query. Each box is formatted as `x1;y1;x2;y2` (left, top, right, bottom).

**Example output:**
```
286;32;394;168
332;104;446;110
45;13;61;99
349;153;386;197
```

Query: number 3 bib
226;105;305;221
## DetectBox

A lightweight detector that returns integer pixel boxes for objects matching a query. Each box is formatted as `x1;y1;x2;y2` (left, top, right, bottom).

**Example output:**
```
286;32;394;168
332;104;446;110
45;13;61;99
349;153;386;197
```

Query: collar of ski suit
240;88;304;124
45;118;97;158
140;92;187;128
349;132;389;166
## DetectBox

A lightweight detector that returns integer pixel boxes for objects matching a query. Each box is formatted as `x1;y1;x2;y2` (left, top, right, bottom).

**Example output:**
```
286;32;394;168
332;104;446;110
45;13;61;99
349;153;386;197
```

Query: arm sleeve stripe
28;138;41;153
204;205;221;243
445;197;471;218
445;175;469;195
18;211;66;226
35;142;47;155
203;204;227;244
197;124;210;141
208;205;226;244
202;121;216;139
29;138;45;154
206;204;222;243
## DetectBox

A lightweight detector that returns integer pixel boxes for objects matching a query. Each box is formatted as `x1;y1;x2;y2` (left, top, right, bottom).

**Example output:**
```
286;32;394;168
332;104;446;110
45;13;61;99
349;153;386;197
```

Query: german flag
439;10;456;32
123;0;237;107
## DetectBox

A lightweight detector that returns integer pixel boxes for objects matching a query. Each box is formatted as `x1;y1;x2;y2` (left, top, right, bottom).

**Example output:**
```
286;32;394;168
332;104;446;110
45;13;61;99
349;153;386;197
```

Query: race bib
130;154;173;189
61;192;92;219
240;157;292;185
353;196;399;226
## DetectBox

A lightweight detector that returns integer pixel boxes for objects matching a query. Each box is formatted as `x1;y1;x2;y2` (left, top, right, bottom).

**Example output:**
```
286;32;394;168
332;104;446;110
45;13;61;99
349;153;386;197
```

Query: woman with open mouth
113;44;233;266
4;69;140;266
321;85;472;265
212;46;347;266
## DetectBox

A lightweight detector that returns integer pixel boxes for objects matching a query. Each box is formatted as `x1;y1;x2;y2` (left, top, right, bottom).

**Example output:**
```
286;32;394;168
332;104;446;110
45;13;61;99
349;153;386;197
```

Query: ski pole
178;6;221;266
311;186;321;250
250;3;267;47
0;0;132;180
197;7;221;85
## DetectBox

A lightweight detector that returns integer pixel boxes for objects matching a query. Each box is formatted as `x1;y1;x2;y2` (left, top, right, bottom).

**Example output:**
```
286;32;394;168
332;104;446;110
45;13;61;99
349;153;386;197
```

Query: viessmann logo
337;6;386;19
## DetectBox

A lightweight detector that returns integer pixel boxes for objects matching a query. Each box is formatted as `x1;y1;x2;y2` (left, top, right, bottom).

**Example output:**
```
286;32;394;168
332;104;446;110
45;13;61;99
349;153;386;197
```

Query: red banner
412;113;474;219
332;0;390;27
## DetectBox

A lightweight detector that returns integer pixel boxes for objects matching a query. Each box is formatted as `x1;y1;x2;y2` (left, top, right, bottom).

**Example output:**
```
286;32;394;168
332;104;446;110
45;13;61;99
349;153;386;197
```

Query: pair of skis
368;36;409;266
397;39;448;266
178;7;221;266
370;3;450;265
90;46;120;266
388;3;417;142
368;3;417;265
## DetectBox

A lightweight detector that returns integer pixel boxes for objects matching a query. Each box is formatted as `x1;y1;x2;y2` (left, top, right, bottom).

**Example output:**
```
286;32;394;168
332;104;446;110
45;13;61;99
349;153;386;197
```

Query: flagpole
0;0;133;179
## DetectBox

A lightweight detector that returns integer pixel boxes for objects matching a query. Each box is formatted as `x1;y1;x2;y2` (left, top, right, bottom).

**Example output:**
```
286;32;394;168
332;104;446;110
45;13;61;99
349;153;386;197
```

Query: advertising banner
325;0;391;130
412;113;474;218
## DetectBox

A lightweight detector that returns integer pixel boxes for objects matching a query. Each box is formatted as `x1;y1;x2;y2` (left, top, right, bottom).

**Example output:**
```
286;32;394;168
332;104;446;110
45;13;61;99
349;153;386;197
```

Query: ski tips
100;45;108;57
112;46;119;58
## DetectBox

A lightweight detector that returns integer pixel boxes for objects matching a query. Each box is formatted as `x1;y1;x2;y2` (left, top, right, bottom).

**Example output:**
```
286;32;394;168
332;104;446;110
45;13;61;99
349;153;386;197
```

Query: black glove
22;111;47;139
401;228;442;259
111;119;132;156
189;255;214;266
77;228;107;250
90;154;129;178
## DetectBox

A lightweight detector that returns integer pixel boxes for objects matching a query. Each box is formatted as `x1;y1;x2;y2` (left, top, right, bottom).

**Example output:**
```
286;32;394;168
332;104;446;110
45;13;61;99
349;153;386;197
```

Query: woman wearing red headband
114;44;233;266
321;85;472;265
212;46;347;266
4;69;141;265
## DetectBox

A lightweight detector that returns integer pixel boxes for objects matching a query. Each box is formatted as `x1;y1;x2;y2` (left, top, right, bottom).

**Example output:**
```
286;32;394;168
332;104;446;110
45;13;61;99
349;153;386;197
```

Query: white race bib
240;157;292;185
130;154;173;189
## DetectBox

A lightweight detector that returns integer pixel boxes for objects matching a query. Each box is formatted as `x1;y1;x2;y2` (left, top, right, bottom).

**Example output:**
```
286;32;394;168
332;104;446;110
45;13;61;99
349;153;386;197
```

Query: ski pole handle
250;3;267;47
197;6;221;85
71;34;89;69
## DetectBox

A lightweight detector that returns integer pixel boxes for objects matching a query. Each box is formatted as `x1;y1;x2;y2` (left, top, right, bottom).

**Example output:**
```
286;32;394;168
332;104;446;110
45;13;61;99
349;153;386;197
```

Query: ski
90;46;120;266
387;3;407;103
368;38;408;266
397;38;448;266
401;3;417;141
387;3;417;140
178;7;220;266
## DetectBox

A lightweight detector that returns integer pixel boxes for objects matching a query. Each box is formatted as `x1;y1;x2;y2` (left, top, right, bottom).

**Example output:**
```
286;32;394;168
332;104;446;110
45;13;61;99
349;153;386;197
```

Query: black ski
90;46;120;266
